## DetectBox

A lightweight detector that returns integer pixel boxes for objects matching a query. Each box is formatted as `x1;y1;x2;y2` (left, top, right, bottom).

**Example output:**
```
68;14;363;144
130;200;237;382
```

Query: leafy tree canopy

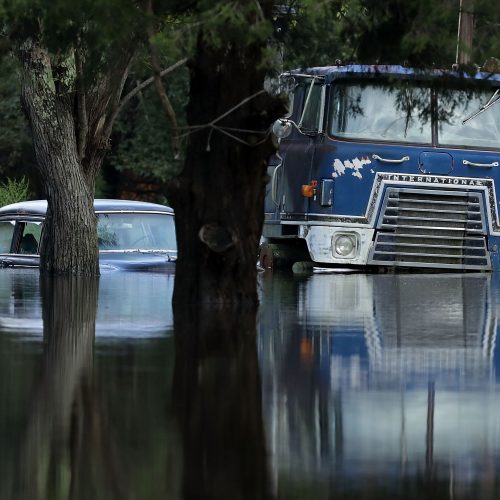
0;55;31;173
2;0;500;203
281;0;500;68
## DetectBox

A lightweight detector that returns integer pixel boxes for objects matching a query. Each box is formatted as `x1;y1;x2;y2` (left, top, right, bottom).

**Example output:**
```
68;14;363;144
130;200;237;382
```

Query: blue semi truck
263;64;500;271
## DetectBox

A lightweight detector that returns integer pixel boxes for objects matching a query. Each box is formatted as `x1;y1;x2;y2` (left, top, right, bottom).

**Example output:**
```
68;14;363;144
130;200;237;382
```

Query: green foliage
470;0;500;65
280;1;346;67
0;55;31;172
282;0;500;69
2;0;144;74
106;54;189;184
194;1;273;49
0;176;31;206
104;1;280;192
2;0;500;205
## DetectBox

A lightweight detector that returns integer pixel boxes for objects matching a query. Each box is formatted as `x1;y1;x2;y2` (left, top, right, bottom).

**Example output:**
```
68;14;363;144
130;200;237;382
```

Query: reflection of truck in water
258;273;500;495
263;65;500;270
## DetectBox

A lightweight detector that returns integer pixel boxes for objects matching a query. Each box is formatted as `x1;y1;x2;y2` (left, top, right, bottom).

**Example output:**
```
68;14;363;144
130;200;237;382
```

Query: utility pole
456;0;475;64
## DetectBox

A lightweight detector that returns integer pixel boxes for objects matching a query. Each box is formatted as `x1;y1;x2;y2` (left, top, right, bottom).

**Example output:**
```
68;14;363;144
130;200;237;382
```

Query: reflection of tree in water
15;277;131;500
173;303;273;500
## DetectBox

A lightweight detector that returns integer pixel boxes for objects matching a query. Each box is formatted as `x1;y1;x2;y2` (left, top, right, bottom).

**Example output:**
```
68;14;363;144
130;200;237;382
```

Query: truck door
265;79;325;221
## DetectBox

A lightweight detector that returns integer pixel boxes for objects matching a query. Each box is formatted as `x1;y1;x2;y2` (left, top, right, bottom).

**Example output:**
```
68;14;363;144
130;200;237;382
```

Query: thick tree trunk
41;181;98;275
168;1;285;308
17;39;133;275
18;42;99;275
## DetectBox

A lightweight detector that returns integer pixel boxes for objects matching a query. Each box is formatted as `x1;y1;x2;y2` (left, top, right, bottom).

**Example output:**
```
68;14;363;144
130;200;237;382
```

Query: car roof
285;64;500;85
0;199;174;217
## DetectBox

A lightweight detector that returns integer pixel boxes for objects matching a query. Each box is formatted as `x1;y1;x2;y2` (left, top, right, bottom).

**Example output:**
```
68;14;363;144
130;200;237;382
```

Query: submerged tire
292;261;314;274
258;241;311;270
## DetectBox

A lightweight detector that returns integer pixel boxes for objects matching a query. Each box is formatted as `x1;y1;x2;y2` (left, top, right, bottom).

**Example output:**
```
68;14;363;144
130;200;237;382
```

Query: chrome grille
368;188;490;270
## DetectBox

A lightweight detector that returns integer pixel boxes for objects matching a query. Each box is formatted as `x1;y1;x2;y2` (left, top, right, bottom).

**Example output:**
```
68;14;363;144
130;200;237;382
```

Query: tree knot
198;223;237;252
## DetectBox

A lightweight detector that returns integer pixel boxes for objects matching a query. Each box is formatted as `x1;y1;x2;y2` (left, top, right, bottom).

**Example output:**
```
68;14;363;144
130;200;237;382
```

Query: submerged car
0;199;176;271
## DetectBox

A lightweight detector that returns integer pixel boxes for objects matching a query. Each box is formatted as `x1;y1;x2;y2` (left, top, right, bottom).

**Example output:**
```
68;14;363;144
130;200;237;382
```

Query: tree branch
83;45;135;182
146;0;181;158
113;57;187;121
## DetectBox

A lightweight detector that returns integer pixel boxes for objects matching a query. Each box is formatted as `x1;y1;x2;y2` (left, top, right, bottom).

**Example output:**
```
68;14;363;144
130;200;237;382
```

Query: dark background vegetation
1;0;500;203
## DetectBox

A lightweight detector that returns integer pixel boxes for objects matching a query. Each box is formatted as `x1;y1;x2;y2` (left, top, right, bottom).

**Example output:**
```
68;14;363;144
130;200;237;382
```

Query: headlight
332;233;358;258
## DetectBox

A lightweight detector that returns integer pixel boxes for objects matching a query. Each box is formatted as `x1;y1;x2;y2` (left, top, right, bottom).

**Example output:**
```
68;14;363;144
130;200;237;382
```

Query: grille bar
369;187;490;270
380;223;484;234
391;207;480;216
377;233;484;241
382;215;482;224
373;250;488;259
388;200;480;209
376;242;485;251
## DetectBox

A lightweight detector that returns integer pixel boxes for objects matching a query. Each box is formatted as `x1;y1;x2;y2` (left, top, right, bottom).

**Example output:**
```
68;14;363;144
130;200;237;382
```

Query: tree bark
168;0;285;308
17;37;134;275
17;42;98;274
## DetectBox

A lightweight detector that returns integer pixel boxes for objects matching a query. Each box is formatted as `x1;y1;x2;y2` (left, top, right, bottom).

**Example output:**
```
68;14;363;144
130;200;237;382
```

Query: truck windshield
329;83;432;144
437;88;500;148
329;82;500;149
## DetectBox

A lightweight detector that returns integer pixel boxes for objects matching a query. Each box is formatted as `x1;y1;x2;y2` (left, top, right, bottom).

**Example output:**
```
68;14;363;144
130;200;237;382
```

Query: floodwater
1;268;500;499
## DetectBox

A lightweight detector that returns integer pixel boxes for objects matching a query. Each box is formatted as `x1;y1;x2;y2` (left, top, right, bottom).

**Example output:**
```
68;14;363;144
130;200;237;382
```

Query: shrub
0;177;31;207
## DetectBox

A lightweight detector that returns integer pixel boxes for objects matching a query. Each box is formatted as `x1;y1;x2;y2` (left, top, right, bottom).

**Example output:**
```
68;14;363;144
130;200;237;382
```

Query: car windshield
329;82;500;148
97;213;176;251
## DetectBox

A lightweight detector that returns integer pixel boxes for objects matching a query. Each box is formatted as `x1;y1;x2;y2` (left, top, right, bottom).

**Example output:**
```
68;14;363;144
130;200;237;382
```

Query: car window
19;222;42;254
0;221;16;253
97;213;176;251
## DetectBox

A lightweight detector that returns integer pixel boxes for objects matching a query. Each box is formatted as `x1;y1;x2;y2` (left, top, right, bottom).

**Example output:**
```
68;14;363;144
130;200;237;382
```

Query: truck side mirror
272;119;293;139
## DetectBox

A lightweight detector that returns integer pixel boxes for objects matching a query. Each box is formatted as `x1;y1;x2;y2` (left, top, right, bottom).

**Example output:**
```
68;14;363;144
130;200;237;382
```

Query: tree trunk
456;0;475;65
18;42;99;275
168;1;285;308
17;38;133;275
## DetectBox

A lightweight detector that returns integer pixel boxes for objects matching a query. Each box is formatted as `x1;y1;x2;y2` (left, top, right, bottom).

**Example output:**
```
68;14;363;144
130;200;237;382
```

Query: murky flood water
1;268;500;499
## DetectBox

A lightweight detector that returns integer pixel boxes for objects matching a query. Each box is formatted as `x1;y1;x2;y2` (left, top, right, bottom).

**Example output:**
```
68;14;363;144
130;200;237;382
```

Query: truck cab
264;64;500;270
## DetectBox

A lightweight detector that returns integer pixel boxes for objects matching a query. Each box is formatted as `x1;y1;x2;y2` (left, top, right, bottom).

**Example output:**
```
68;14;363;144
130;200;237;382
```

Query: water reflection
0;270;180;500
173;304;273;500
259;272;500;499
0;268;175;339
17;276;98;499
2;269;500;498
0;270;272;500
